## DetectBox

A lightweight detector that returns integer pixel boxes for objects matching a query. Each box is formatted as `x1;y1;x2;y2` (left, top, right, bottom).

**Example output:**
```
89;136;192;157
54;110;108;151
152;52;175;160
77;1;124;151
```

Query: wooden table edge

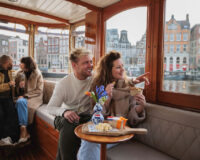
74;124;134;144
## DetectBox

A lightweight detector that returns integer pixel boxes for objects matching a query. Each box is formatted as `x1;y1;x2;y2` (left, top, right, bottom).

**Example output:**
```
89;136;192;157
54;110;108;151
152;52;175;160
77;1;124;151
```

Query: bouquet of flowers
85;85;108;124
85;85;108;106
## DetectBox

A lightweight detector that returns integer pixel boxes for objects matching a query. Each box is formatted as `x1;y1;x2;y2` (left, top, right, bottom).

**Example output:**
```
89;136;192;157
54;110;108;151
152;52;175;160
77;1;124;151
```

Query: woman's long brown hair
20;56;37;72
91;50;122;92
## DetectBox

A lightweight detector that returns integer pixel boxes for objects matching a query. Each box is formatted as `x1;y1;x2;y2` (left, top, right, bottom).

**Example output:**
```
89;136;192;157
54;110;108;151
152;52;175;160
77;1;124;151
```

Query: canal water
44;77;200;96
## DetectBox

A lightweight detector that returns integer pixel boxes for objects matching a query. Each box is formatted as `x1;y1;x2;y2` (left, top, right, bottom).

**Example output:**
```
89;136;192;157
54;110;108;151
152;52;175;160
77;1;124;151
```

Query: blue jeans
16;98;28;126
77;140;118;160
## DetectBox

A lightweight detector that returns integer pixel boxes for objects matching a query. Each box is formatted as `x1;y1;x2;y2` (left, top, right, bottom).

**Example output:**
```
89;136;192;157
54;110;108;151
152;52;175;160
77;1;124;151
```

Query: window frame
100;0;200;111
156;0;200;110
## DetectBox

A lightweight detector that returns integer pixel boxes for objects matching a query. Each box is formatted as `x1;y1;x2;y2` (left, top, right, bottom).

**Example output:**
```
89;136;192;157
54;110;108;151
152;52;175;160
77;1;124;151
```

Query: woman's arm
103;83;115;112
127;94;146;127
24;73;43;98
135;94;146;114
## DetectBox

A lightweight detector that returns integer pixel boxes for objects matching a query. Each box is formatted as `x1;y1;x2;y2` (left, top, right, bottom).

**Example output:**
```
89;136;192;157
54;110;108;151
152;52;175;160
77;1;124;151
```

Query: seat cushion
107;140;176;160
136;103;200;160
36;104;55;127
43;80;56;104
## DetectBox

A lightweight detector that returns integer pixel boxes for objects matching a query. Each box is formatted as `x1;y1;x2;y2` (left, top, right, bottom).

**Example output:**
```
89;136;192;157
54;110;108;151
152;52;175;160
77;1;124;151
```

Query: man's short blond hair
70;48;92;63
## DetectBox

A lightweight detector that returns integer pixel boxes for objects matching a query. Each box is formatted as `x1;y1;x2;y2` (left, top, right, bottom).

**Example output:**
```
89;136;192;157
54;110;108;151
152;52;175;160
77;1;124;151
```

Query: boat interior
0;0;199;160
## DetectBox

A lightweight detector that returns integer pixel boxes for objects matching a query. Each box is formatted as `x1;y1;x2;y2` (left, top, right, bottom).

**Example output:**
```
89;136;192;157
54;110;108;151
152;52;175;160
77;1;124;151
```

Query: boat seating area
34;80;200;160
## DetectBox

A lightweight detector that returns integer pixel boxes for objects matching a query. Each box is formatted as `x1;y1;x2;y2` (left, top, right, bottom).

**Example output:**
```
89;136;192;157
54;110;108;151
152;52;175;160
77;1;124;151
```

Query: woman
78;51;146;160
15;57;44;142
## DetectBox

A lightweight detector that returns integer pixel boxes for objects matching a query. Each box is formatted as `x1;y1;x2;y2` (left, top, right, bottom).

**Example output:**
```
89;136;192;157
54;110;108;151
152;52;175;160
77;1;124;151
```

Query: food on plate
95;123;112;132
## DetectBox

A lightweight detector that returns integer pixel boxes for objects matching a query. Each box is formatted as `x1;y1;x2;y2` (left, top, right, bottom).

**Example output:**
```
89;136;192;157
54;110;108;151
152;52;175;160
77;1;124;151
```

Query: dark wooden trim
158;91;200;110
103;0;148;21
0;14;68;28
0;2;69;24
145;0;161;102
65;0;102;12
156;0;165;99
95;12;104;64
100;20;106;58
34;116;59;160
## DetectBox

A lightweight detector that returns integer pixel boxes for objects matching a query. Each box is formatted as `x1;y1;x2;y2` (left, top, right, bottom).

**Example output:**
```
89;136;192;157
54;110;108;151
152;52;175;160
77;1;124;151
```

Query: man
47;48;150;160
47;48;94;160
0;55;19;144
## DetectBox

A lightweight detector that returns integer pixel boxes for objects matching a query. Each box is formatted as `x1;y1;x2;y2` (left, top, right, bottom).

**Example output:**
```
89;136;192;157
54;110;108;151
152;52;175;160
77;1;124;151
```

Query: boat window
0;22;28;70
74;26;85;48
163;0;200;96
35;27;69;81
105;7;147;88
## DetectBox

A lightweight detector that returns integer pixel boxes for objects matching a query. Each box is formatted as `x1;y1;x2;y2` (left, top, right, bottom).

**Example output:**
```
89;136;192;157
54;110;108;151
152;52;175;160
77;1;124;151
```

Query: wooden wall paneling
34;116;59;160
85;11;104;64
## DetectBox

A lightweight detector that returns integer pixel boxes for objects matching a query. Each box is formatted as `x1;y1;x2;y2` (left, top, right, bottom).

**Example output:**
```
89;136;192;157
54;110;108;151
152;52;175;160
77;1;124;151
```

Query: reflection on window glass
35;27;69;81
163;0;200;95
0;22;28;70
106;7;147;88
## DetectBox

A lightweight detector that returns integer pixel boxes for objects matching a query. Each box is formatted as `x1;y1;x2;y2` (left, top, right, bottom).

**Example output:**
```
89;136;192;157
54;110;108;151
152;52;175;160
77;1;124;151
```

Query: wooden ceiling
0;0;120;28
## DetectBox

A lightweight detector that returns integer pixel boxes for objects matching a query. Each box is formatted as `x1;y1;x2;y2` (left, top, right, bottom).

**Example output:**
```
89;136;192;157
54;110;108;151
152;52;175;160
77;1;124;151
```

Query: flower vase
92;103;104;125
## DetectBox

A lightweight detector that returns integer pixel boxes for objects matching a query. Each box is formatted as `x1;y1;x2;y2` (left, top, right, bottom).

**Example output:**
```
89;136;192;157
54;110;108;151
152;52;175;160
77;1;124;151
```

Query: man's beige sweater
47;73;93;116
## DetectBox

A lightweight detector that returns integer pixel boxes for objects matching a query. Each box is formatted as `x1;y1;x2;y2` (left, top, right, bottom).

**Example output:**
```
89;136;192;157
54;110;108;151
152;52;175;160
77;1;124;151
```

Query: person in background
0;55;19;144
78;51;146;160
15;56;44;142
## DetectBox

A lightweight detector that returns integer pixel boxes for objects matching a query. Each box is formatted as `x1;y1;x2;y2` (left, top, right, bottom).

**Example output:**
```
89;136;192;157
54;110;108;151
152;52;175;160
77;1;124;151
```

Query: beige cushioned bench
107;103;200;160
36;81;200;160
36;81;56;127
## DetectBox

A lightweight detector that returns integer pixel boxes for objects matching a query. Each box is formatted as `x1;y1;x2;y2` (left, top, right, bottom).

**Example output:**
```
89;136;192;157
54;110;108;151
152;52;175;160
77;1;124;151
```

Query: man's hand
9;81;15;87
63;111;80;123
133;72;150;85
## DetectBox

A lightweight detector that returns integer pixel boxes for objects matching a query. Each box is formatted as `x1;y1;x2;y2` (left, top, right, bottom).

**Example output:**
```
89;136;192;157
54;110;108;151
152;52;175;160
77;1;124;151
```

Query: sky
106;7;147;45
107;0;200;45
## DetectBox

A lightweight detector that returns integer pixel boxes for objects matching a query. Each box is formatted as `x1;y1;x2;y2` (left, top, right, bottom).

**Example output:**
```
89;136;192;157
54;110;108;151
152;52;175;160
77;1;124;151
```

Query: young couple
0;55;43;145
47;48;149;160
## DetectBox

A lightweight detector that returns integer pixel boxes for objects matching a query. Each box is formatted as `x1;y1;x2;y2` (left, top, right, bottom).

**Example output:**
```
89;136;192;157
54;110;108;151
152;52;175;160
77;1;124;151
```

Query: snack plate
82;122;147;136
